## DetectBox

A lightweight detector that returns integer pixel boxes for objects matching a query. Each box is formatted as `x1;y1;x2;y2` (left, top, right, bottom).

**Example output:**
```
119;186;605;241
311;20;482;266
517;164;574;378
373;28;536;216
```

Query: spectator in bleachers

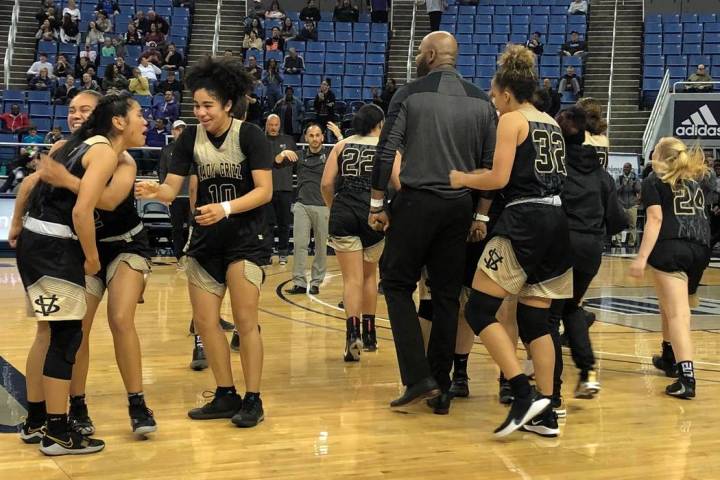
224;49;234;56
174;0;195;12
29;67;56;92
148;10;170;35
101;37;117;57
525;32;544;56
378;77;397;114
124;23;143;46
129;67;151;95
162;43;184;71
283;47;305;74
0;153;33;193
141;48;163;68
53;75;78;104
95;11;112;32
614;162;641;247
246;17;266;39
300;0;322;23
314;79;336;131
334;0;359;23
263;59;284;110
86;66;98;81
266;27;286;52
686;64;713;93
152;91;180;123
251;0;267;19
134;10;150;34
79;72;101;92
60;13;81;44
426;0;445;32
86;21;105;46
295;20;318;41
146;118;168;148
370;0;389;23
562;31;587;58
63;0;81;23
543;78;562;117
36;1;59;26
157;70;183;96
280;17;297;41
75;55;92;78
27;53;55;81
44;125;64;145
139;55;162;81
36;19;58;42
559;65;581;96
0;104;30;135
101;63;129;93
54;54;71;78
112;36;126;58
265;0;286;20
144;23;167;50
568;0;588;15
116;56;134;77
274;86;305;139
244;30;264;51
22;127;44;145
246;93;264;126
95;0;120;17
246;55;264;82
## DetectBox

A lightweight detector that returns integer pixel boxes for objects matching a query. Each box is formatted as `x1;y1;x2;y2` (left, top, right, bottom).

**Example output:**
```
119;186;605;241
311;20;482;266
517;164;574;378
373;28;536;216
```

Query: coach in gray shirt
369;32;497;409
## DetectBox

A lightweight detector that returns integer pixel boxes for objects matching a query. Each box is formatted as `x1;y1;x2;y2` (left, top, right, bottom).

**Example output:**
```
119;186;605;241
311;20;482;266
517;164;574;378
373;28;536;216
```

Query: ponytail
652;137;709;186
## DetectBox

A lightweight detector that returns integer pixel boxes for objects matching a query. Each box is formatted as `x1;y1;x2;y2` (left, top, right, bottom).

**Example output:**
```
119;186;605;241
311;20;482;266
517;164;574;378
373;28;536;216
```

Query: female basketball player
135;56;272;427
320;104;387;361
449;45;572;438
15;94;147;455
576;97;609;170
630;137;711;399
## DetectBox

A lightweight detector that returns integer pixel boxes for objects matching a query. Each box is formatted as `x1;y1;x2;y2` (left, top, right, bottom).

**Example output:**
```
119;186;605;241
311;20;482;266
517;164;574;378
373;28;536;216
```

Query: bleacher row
643;13;720;104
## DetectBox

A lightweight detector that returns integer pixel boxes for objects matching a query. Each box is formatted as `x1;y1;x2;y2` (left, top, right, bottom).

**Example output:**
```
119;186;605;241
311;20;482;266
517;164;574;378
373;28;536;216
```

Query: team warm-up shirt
169;119;272;223
502;107;567;203
335;135;378;205
642;172;711;246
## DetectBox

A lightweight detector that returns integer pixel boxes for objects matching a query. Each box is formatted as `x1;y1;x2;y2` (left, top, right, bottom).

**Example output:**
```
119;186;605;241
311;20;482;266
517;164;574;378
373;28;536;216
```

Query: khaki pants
292;203;329;288
614;206;638;246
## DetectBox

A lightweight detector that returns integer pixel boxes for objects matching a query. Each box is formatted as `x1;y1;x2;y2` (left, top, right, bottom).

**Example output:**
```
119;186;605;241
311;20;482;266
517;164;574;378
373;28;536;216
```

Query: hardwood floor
1;254;719;479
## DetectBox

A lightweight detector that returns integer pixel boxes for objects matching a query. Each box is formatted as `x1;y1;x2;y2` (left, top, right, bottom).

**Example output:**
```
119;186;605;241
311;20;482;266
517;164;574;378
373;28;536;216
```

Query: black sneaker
344;324;362;362
362;329;377;352
230;330;240;351
19;420;45;444
551;396;567;418
581;308;596;328
338;300;344;309
190;344;208;371
652;355;678;378
449;372;470;398
68;402;95;436
40;431;105;456
309;286;320;295
666;375;696;399
498;377;513;405
188;392;243;420
494;390;551;438
286;285;307;295
426;393;451;415
521;408;560;438
129;403;157;435
219;317;234;331
231;396;264;428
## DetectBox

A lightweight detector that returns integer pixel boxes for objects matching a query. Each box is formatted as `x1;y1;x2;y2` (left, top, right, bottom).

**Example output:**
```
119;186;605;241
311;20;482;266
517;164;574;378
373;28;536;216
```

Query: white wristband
221;201;232;218
370;198;384;208
473;213;490;222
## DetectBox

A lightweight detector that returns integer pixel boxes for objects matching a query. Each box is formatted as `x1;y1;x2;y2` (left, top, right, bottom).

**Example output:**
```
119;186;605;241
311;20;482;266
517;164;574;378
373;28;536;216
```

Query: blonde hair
494;44;537;103
652;137;709;186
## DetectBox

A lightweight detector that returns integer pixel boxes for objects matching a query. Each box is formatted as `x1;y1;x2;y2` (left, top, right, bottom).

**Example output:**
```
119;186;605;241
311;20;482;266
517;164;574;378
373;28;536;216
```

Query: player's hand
449;170;466;189
135;180;160;199
368;210;390;232
84;256;101;276
8;222;22;248
195;203;226;226
629;256;647;278
281;150;299;162
37;154;73;189
327;122;343;140
468;220;487;242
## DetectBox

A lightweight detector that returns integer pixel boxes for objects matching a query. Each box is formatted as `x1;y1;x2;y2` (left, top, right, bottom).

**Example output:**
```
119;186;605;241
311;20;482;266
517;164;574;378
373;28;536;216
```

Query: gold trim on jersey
84;135;112;146
328;235;384;263
193;119;245;183
584;133;610;149
26;276;87;321
185;257;264;297
85;253;151;299
516;105;561;129
342;135;380;147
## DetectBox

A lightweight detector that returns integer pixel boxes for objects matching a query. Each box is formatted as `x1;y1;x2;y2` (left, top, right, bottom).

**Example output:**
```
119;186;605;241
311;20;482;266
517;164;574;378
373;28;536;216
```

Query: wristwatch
473;213;490;222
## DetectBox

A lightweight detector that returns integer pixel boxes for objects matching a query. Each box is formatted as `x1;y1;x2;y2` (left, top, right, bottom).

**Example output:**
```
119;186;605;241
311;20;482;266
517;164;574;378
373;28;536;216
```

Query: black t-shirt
169;120;271;224
642;172;711;246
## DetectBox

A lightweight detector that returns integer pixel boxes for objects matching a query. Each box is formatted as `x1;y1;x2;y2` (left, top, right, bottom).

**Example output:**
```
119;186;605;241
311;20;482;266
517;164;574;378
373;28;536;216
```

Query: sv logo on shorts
35;295;61;316
483;248;504;271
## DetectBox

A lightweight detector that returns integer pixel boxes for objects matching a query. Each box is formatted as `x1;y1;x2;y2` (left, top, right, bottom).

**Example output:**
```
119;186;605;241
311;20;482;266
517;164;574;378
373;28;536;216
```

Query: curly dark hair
185;55;255;118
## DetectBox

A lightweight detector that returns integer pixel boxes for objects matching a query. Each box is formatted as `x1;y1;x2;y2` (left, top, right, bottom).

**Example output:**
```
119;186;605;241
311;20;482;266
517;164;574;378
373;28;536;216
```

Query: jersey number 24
673;184;706;218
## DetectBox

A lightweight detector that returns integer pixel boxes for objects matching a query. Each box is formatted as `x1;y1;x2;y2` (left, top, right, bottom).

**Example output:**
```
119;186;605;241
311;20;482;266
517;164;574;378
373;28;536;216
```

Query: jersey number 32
532;130;567;175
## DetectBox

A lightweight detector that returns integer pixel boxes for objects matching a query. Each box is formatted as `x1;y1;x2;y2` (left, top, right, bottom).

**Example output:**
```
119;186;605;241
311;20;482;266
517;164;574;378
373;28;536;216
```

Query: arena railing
3;0;20;90
672;81;720;93
212;0;223;57
641;69;670;162
605;0;620;138
406;0;417;83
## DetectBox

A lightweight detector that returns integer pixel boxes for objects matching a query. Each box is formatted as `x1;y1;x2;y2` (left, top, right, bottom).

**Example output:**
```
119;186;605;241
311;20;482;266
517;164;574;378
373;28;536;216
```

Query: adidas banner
673;100;720;139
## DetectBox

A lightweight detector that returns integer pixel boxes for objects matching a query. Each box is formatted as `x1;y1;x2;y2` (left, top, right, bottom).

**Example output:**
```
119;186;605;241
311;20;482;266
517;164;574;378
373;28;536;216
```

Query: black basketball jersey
169;119;272;224
502;107;567;203
95;192;141;239
335;135;378;204
28;136;108;229
583;132;610;170
642;172;711;246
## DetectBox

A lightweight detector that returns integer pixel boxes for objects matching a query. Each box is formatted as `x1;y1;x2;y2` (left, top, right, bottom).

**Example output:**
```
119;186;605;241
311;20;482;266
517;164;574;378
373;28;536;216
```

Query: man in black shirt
525;32;544;56
157;119;190;260
283;48;305;75
300;0;321;22
369;32;496;409
562;31;587;58
157;70;183;98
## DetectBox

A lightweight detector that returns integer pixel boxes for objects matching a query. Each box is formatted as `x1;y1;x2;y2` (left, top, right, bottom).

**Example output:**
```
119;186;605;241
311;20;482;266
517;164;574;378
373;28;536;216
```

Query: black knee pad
43;320;83;380
517;303;551;345
418;299;433;321
464;289;503;335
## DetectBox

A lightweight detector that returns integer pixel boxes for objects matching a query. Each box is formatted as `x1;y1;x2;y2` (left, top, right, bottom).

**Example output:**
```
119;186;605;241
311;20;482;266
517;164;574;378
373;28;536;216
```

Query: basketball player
449;45;572;437
135;56;272;427
320;104;389;360
576;97;609;170
630;137;711;399
14;94;147;454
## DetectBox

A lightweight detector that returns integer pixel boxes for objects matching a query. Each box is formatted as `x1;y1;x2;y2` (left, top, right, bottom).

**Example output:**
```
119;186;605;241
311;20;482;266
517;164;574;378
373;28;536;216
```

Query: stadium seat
30;104;53;117
27;91;51;105
32;117;53;133
345;64;364;75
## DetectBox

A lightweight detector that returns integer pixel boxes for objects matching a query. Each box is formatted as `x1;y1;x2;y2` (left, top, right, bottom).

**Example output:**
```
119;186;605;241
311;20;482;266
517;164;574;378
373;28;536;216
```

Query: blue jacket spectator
95;0;120;16
273;87;305;137
146;119;169;147
152;91;180;123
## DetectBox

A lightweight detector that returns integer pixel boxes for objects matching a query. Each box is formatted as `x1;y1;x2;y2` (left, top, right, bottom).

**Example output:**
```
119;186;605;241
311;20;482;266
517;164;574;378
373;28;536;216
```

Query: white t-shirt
63;7;81;22
27;61;55;77
138;63;161;81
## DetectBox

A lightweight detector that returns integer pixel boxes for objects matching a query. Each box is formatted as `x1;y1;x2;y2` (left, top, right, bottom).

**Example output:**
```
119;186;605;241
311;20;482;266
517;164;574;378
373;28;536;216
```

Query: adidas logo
676;104;720;137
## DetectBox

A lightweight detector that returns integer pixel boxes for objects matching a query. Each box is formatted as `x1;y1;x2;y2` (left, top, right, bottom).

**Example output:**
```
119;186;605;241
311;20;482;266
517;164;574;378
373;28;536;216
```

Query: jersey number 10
532;130;567;175
208;184;238;203
673;185;706;218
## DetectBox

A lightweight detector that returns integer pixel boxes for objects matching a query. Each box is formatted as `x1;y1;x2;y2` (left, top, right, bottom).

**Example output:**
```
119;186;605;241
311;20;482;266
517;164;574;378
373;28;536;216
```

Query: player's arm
321;141;343;208
8;172;40;248
630;179;662;278
188;174;198;213
389;151;402;192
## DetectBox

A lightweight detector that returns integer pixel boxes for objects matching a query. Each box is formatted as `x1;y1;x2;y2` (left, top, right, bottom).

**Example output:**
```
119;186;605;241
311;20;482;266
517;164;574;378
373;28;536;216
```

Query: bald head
266;114;281;136
416;32;458;77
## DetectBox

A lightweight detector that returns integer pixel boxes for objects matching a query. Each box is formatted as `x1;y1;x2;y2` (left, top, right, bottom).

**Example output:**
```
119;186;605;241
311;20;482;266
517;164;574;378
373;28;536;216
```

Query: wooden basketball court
1;254;719;479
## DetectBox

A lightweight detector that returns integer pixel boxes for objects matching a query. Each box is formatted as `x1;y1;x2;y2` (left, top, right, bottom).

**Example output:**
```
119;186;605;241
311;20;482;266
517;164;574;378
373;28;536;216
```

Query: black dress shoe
309;286;320;295
426;393;451;415
390;377;441;408
285;285;307;295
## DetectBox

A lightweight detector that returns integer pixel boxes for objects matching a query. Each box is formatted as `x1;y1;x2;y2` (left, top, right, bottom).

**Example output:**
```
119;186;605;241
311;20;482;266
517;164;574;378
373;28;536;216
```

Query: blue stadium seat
371;31;388;43
705;32;720;43
478;44;498;55
440;24;456;34
550;6;566;15
307;42;326;52
667;65;687;77
326;42;345;53
510;34;527;44
303;75;321;87
365;64;384;76
644;66;665;78
511;24;528;35
663;23;682;34
353;31;370;43
334;31;351;42
645;22;662;34
2;90;24;103
494;24;510;34
364;76;381;88
27;91;51;105
706;44;720;54
317;21;333;32
644;55;664;66
514;6;531;15
683;23;702;34
304;63;323;74
705;23;720;33
475;24;492;34
344;76;362;87
446;5;459;15
459;5;476;15
354;23;369;33
368;43;386;53
549;23;566;35
305;52;325;63
336;22;352;32
347;43;365;53
665;33;682;44
59;43;78;55
494;15;510;24
458;15;474;25
459;44;478;55
478;6;494;15
512;15;530;26
346;64;364;75
475;15;492;24
532;6;550;15
343;87;362;101
301;87;315;99
645;44;662;55
325;75;342;89
700;14;717;23
473;34;490;44
663;44;682;55
325;63;344;75
496;6;512;15
346;53;365;64
681;13;698;23
683;44;702;55
457;24;474;34
457;55;475;66
562;57;583;68
666;55;688;66
38;41;58;55
684;33;702;44
284;74;301;87
325;52;345;64
540;65;560;78
366;54;384;64
54;105;69;118
477;55;496;66
30;104;53;117
477;65;496;77
134;96;152;108
491;34;509;45
359;12;370;23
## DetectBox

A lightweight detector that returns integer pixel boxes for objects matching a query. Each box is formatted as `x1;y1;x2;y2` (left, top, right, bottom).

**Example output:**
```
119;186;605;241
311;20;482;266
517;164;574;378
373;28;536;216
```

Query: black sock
453;353;469;375
27;400;46;426
499;371;506;382
346;316;359;332
128;392;145;407
69;394;86;413
662;341;675;361
194;334;203;347
244;391;261;403
362;315;375;333
678;360;694;379
508;373;531;399
46;413;68;437
216;385;237;397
